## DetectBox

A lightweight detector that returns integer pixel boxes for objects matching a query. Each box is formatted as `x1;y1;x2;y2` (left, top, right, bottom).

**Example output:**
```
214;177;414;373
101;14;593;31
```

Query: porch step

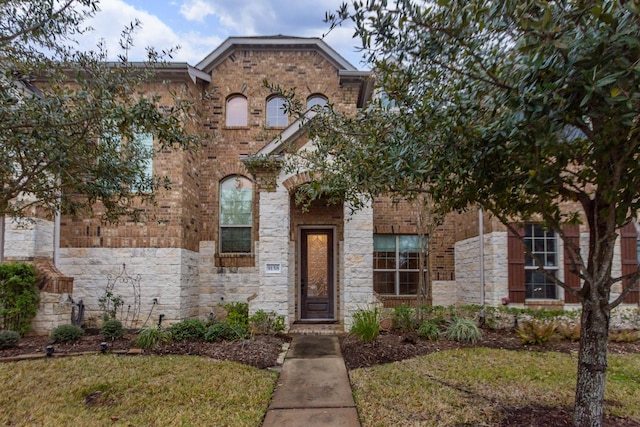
288;323;345;335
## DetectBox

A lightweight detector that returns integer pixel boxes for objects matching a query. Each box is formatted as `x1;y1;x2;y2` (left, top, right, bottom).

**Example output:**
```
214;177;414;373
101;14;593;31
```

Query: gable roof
196;35;358;74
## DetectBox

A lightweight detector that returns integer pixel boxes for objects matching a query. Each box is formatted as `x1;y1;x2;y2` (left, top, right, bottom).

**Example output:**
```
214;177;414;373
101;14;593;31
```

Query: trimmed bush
418;320;440;340
100;319;124;340
134;327;171;349
350;307;381;342
169;319;207;341
0;330;20;349
0;263;40;336
51;324;84;342
444;318;482;343
204;322;235;342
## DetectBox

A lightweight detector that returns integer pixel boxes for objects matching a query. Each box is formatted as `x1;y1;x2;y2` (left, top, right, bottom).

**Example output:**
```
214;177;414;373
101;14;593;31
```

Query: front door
300;229;334;320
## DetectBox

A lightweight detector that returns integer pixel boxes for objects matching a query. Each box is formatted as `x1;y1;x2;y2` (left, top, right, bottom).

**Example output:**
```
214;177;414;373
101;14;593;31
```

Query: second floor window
266;96;287;127
226;95;248;127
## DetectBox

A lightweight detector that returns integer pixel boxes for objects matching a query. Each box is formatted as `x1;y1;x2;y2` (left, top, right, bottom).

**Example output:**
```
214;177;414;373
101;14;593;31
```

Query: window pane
220;227;252;253
266;97;287;127
374;235;396;252
226;96;247;126
399;271;419;295
373;271;395;294
374;251;396;269
526;270;557;299
307;95;327;110
220;177;252;225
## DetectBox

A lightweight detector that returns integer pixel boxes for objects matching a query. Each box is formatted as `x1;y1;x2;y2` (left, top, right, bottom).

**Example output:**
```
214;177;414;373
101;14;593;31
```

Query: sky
74;0;368;69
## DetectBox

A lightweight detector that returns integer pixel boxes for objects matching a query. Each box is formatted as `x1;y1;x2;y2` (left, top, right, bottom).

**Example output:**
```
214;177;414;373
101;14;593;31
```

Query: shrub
222;302;249;325
350;307;381;342
392;306;418;331
516;320;557;345
169;319;207;341
418;320;440;340
100;319;124;340
51;324;84;342
249;310;285;335
0;330;20;349
98;290;123;321
204;322;235;342
134;327;171;349
444;318;482;343
0;263;40;336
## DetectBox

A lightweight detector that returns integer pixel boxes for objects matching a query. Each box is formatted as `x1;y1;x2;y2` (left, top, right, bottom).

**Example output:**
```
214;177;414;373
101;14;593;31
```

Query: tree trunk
573;296;610;427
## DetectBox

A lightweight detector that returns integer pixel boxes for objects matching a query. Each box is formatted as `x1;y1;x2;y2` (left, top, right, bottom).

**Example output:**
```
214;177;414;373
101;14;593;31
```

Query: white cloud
77;0;221;64
179;0;216;23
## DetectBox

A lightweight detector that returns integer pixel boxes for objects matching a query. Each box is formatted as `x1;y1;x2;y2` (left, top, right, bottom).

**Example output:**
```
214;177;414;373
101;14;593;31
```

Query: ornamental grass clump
350;307;381;342
516;320;557;345
134;327;171;350
444;318;482;343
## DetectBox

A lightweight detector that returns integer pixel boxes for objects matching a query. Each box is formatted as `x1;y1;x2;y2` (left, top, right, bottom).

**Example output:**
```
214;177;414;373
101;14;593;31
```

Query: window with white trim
373;235;421;295
524;223;558;299
219;176;253;253
306;94;328;110
266;96;287;127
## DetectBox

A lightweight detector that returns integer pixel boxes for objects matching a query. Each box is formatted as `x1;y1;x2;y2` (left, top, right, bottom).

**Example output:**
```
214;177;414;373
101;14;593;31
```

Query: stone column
254;180;291;322
342;201;374;329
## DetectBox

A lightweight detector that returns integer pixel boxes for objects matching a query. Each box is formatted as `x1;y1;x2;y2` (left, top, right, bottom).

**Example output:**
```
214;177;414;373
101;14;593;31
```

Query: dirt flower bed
0;330;289;369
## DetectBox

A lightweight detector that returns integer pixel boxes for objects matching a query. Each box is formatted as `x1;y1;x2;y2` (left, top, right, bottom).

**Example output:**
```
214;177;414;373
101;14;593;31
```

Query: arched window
306;94;328;110
266;96;287;127
220;176;253;253
226;95;248;127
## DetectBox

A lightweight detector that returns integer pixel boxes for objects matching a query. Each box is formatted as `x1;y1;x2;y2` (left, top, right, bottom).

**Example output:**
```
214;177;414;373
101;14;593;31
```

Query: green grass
350;348;640;426
0;355;277;426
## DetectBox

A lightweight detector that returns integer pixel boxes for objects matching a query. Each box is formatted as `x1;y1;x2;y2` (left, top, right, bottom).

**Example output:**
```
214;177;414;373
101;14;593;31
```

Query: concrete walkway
262;335;361;427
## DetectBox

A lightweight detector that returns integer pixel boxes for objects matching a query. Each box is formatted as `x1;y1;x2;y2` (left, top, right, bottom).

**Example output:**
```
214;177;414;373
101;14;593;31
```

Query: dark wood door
300;229;334;320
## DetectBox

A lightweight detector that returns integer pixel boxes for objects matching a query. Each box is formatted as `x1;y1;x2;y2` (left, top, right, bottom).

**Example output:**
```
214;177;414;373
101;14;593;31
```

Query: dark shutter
508;225;526;302
621;222;639;304
563;224;582;303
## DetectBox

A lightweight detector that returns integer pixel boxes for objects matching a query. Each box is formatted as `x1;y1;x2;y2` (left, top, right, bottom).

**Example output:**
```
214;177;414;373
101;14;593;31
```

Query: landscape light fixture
46;345;54;357
101;342;108;353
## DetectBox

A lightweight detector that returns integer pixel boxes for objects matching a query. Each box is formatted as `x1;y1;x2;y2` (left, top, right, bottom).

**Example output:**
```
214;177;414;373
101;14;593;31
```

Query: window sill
223;126;250;130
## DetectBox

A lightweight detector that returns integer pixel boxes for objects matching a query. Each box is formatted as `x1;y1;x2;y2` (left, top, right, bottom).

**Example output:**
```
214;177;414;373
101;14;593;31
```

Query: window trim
306;94;328;111
266;96;288;127
523;223;559;300
373;234;421;296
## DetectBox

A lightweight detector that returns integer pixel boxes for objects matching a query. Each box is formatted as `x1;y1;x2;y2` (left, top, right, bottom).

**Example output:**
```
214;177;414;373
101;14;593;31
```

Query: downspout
54;210;60;268
0;215;4;264
479;207;485;306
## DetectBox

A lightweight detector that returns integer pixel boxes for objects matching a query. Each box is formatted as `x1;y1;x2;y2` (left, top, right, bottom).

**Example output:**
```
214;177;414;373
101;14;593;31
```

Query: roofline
196;36;358;73
258;110;317;155
339;70;374;108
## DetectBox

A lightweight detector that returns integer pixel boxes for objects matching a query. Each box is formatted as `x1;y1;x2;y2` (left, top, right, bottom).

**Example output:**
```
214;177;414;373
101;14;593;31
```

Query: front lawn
350;348;640;426
0;355;277;426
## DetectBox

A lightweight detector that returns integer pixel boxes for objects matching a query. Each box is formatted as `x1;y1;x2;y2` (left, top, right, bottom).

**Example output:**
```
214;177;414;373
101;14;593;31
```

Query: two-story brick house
5;36;637;333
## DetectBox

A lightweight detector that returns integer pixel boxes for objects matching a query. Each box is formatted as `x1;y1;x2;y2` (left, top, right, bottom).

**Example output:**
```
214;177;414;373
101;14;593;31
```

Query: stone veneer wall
29;292;72;336
455;231;511;306
431;281;457;306
59;247;198;327
5;217;54;260
342;202;375;329
253;182;291;322
197;241;259;320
